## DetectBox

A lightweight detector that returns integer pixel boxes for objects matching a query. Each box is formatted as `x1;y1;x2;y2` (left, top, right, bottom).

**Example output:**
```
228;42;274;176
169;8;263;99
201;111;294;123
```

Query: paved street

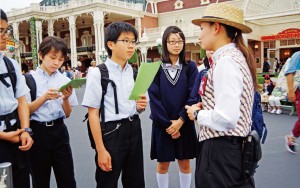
49;86;300;188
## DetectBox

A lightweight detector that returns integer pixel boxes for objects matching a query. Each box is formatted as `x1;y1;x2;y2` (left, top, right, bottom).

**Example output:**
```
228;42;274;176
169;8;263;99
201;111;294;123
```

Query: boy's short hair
0;9;8;22
105;22;138;57
38;36;68;64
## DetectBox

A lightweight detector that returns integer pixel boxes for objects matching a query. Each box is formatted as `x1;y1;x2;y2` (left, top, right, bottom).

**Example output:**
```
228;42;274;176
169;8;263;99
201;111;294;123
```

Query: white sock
179;172;191;188
156;172;169;188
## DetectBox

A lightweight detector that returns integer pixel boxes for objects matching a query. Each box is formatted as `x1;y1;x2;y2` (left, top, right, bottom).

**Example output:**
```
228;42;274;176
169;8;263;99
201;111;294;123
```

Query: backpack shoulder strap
98;63;109;96
3;56;17;94
24;74;37;101
97;64;119;123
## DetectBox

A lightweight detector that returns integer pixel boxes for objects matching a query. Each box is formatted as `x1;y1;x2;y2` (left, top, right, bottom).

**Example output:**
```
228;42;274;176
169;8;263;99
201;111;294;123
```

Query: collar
106;58;130;71
36;67;58;77
212;43;236;63
162;59;180;69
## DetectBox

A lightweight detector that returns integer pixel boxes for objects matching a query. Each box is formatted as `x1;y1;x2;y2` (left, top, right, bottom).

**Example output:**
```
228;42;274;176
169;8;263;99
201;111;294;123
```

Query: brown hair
38;36;68;64
222;24;257;90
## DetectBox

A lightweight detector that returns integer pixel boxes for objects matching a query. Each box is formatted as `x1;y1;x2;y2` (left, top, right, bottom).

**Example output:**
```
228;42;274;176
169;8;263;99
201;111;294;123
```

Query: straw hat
192;3;252;34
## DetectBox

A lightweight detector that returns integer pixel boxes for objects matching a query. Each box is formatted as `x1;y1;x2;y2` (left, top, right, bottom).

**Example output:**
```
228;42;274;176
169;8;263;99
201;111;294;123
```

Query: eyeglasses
0;28;11;36
116;40;140;46
167;40;184;45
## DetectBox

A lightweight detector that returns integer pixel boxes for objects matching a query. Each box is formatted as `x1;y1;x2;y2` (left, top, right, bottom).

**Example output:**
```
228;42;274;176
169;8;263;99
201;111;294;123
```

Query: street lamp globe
100;47;108;63
156;38;162;55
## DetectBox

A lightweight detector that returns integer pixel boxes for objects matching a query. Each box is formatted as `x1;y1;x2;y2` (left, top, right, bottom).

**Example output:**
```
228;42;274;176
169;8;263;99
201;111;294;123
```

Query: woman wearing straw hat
185;3;257;188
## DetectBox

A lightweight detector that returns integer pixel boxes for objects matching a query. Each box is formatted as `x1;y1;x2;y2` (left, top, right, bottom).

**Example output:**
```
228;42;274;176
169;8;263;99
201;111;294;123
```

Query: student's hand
43;89;60;101
19;131;34;151
97;149;112;172
2;129;24;143
166;119;184;135
61;86;73;101
171;131;181;139
288;92;296;102
136;95;147;112
185;105;201;121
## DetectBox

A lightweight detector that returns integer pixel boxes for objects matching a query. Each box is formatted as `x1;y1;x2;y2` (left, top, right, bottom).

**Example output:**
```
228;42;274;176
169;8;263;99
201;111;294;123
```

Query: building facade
6;0;300;73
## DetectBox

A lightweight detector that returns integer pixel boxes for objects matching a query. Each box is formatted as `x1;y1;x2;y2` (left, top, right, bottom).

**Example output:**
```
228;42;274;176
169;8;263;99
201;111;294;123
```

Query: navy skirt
150;121;197;162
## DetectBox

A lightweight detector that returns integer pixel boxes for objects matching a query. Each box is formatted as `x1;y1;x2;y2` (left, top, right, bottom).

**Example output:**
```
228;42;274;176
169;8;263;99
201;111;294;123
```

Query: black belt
31;118;64;127
216;136;245;144
104;114;139;124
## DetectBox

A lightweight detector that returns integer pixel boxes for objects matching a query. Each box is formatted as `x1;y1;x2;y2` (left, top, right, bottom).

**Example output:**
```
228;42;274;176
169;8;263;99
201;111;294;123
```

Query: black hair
221;23;257;90
203;57;210;69
0;9;8;22
161;26;186;64
105;22;138;57
38;36;68;64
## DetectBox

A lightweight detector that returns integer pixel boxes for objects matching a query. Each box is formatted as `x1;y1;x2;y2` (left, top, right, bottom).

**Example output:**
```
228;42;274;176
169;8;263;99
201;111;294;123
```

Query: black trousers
95;117;145;188
0;139;30;188
29;120;77;188
195;137;255;188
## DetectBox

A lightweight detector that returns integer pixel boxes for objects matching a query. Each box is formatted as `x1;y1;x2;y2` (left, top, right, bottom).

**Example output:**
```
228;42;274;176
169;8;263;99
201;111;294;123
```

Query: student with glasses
0;9;33;188
82;21;147;188
148;26;198;188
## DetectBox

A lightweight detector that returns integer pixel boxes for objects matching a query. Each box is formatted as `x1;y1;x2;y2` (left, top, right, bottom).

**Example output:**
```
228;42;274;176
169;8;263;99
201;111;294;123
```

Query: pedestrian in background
263;57;270;73
285;51;300;153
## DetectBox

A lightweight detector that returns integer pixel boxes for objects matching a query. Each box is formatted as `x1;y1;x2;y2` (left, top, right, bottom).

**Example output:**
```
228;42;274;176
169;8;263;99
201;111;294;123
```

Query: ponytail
235;32;258;91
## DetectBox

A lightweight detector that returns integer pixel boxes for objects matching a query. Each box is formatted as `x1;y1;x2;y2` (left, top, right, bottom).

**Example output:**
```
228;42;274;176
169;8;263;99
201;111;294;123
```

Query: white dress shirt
197;43;244;131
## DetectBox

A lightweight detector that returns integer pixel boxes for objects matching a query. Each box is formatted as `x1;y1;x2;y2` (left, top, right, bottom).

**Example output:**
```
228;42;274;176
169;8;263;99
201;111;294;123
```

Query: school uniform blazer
148;61;198;161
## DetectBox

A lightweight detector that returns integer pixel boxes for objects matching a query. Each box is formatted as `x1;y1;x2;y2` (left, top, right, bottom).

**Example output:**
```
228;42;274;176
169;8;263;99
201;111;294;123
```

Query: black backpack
24;73;37;101
0;56;17;94
83;63;136;149
0;57;19;129
1;56;37;102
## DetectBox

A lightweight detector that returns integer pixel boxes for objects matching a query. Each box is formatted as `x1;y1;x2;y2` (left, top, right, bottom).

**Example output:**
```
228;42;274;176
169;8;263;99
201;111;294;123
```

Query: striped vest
199;48;254;141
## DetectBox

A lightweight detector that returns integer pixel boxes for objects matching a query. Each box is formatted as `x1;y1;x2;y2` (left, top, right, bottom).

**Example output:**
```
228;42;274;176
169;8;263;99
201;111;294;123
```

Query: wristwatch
194;110;200;120
24;128;33;136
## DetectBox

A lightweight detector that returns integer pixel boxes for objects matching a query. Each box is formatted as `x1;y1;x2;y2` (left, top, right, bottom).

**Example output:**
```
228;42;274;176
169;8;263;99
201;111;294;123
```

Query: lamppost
254;44;259;64
100;47;107;63
156;38;162;55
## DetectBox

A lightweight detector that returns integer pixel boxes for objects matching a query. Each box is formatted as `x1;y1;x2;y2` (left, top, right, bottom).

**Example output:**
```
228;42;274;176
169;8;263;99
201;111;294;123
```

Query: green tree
200;48;206;60
128;51;138;64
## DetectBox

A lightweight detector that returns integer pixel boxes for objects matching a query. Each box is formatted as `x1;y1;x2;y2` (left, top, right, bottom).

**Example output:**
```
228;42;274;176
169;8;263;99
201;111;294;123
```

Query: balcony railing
20;52;32;58
142;23;200;41
7;0;143;17
68;45;95;53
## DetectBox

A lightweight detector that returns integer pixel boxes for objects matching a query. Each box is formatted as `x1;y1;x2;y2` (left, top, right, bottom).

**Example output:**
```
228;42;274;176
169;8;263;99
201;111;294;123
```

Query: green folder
58;78;87;92
129;61;161;100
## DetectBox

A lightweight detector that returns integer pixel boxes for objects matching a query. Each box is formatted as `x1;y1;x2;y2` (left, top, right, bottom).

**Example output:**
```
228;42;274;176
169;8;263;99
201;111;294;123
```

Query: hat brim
192;18;252;34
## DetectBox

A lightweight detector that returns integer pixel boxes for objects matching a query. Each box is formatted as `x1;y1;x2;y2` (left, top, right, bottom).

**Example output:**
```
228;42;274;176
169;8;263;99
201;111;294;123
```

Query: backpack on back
83;63;136;149
252;91;267;144
24;73;37;101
